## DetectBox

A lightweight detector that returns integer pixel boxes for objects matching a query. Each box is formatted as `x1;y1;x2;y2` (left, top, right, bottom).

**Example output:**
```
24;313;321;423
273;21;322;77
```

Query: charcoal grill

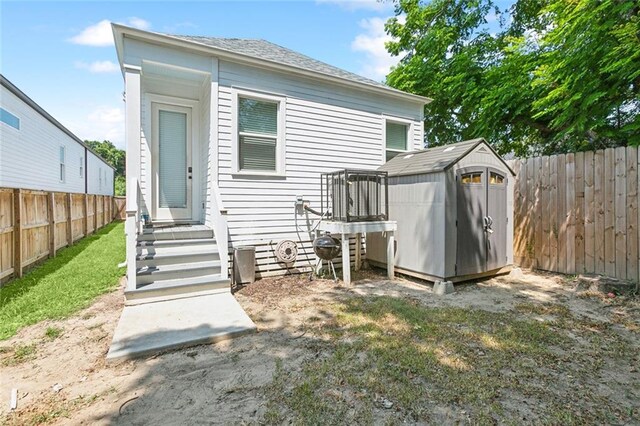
313;233;341;281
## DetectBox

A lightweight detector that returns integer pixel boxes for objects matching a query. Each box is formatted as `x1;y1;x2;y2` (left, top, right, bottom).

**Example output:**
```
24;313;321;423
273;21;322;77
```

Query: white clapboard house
113;24;430;300
1;75;115;196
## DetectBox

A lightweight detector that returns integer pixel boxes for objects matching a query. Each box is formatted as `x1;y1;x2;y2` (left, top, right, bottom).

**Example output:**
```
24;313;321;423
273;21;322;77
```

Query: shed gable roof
379;138;514;176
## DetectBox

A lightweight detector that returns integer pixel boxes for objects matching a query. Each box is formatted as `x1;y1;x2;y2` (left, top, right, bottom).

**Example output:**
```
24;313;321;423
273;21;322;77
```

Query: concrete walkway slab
107;290;256;360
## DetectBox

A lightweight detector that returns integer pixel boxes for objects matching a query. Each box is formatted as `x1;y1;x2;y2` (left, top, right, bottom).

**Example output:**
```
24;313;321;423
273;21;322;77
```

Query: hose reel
274;239;298;264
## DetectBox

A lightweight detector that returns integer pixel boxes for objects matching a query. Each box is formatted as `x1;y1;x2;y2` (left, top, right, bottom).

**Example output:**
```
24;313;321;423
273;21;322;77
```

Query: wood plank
13;189;22;278
614;147;627;278
84;194;89;236
626;146;638;281
604;148;616;277
534;156;543;269
66;192;73;247
48;192;56;258
523;158;536;268
557;154;567;273
512;160;524;265
575;152;585;274
566;153;576;274
584;151;595;273
93;195;98;233
541;156;551;270
549;155;558;271
594;149;605;274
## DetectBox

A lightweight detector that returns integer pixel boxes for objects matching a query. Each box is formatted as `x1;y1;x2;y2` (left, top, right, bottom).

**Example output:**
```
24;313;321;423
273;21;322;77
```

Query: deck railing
125;177;140;291
211;185;229;279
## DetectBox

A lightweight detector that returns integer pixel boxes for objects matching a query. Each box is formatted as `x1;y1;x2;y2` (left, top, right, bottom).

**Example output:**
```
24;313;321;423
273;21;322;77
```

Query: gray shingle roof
379;138;490;176
169;35;390;90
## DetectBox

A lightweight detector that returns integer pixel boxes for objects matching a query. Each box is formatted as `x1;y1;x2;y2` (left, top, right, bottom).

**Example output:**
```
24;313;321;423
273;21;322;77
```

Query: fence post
93;195;98;233
66;192;73;246
13;188;23;278
48;192;56;258
83;193;88;237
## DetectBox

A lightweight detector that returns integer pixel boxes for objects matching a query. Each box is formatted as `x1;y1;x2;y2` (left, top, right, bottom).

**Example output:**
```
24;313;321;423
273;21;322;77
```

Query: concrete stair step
138;228;213;241
136;261;221;285
125;275;231;303
137;238;216;249
136;245;220;267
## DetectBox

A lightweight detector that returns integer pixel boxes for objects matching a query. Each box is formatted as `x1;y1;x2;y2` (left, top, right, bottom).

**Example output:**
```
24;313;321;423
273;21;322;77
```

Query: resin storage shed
366;138;515;282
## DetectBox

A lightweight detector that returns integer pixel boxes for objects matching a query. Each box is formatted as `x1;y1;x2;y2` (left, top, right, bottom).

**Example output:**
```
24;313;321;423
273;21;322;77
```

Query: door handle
484;216;494;234
188;166;192;179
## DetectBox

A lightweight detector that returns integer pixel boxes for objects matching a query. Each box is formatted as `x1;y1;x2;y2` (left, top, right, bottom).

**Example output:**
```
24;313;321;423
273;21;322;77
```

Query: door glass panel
490;172;504;184
158;110;187;208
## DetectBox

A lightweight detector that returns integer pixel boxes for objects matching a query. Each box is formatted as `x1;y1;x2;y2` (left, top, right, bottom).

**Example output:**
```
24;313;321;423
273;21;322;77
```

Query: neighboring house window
0;108;20;130
79;156;83;178
233;90;285;175
385;121;409;162
59;146;66;182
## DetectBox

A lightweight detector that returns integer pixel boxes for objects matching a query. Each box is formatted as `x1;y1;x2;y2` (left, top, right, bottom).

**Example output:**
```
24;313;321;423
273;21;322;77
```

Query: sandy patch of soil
0;270;638;424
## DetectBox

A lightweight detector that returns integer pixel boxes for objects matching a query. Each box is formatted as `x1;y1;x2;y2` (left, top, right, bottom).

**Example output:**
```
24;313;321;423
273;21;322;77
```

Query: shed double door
456;167;507;276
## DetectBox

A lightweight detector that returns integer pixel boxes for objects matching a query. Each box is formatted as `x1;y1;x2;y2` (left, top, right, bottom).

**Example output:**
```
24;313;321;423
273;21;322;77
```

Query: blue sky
1;0;512;149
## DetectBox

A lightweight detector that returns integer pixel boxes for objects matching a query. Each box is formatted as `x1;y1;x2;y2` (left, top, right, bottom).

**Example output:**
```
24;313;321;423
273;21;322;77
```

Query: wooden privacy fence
511;146;639;281
0;188;120;282
113;196;126;220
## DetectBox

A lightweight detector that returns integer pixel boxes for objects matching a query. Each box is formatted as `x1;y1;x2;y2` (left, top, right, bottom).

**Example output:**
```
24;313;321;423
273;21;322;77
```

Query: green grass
264;296;636;424
0;222;125;340
2;343;38;366
45;326;63;340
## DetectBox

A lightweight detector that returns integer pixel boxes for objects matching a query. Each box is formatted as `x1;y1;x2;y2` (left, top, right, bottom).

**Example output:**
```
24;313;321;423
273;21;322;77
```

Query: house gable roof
379;138;515;177
171;35;389;90
111;24;431;105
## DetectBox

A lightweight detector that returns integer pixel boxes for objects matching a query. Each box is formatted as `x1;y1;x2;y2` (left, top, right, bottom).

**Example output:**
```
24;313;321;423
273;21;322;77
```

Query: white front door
152;103;192;221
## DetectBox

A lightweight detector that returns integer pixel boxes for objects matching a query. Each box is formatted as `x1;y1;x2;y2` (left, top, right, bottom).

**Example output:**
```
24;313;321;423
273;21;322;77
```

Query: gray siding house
0;75;115;196
113;24;431;299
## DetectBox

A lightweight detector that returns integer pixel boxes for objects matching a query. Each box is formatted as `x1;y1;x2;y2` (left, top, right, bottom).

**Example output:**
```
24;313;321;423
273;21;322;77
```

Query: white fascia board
111;23;432;106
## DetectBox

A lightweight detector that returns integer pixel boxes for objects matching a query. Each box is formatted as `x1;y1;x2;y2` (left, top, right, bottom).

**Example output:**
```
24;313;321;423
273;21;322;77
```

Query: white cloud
74;60;119;73
316;0;394;12
67;106;125;148
351;16;399;81
127;17;151;31
69;17;151;47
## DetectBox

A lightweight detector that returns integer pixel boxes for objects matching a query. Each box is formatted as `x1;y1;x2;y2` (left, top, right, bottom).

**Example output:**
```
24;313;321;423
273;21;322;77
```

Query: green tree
385;0;640;156
85;140;126;196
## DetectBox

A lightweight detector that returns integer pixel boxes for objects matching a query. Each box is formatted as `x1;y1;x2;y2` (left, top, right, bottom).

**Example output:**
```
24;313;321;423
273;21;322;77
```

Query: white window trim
231;88;286;177
382;116;415;163
59;146;66;183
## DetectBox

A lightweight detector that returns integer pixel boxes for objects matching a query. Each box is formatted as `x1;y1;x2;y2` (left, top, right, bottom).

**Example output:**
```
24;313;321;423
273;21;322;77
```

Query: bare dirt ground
1;270;638;425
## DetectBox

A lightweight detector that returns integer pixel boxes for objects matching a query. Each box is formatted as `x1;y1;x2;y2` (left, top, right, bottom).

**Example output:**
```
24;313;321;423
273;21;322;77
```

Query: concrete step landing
107;292;256;361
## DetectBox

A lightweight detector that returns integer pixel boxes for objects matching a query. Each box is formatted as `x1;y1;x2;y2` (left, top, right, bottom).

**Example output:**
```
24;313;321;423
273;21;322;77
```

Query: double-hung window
234;91;285;175
59;146;66;182
385;120;410;161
